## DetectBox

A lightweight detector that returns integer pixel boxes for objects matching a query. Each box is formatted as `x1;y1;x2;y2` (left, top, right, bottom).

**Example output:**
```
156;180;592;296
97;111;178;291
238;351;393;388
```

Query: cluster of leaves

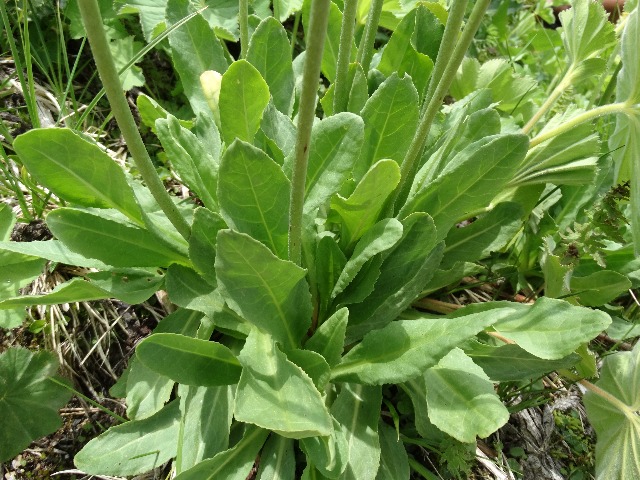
1;0;640;478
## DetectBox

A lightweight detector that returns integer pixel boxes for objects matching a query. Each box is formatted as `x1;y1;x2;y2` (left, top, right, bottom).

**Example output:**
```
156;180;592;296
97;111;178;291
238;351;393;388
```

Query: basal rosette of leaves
1;0;639;478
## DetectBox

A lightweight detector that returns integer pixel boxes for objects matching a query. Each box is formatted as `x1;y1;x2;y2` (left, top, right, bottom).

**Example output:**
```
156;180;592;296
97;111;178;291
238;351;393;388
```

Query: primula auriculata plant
1;0;640;478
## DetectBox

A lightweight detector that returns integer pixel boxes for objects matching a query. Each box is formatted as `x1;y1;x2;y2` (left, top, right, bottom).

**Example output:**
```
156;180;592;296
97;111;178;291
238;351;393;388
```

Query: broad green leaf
571;270;632;307
13;129;142;224
574;245;640;287
0;204;15;239
208;293;253;337
346;213;442;341
215;230;312;350
315;236;347;321
165;264;220;315
0;348;72;462
219;60;270;145
541;240;572;299
424;348;509;443
422;262;483;295
332;218;403;298
287;348;332;391
175;384;233;473
584;343;640;480
166;0;228;115
247;17;294;115
198;0;239;40
0;274;158;310
116;0;166;41
375;421;410;480
356;74;419;181
441;202;523;269
451;58;537;113
334;256;383;307
260;102;297;160
559;0;616;72
330;160;401;251
300;417;349;478
46;208;188;267
218;140;290;259
377;7;437;99
273;0;302;21
466;342;580;382
403;377;448;443
155;308;203;337
189;207;227;285
332;311;504;385
490;297;611;359
256;435;296;480
610;8;640;252
303;113;365;220
234;329;332;438
513;109;600;187
136;333;241;386
85;270;164;304
174;426;268;480
400;134;529;240
331;383;382;480
156;115;218;210
306;308;348;368
0;250;46;327
75;400;180;475
125;356;173;420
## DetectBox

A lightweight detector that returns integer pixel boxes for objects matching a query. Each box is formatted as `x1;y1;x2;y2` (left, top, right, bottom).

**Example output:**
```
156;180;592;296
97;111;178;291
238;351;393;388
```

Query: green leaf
610;8;640;252
331;383;382;480
247;17;294;115
176;384;233;473
287;348;331;391
166;0;228;115
375;421;410;480
441;202;523;269
559;0;616;72
424;348;509;443
0;348;72;462
513;109;600;187
315;236;347;321
584;343;640;480
356;74;419;181
346;213;442;341
46;208;188;267
377;7;436;100
490;297;611;359
403;377;448;443
234;329;332;438
218;140;290;259
85;270;164;304
136;333;242;386
401;134;529;240
306;308;348;368
273;0;302;21
74;400;181;476
189;207;227;286
0;204;15;240
330;160;401;251
165;264;220;315
116;0;167;41
332;218;403;299
219;60;270;145
260;102;297;160
256;435;296;480
125;356;173;420
156;115;218;210
323;63;369;116
13;129;142;224
215;230;312;350
300;417;349;478
303;112;365;220
571;270;632;307
0;250;46;327
0;240;108;270
332;310;504;385
466;342;580;382
174;426;268;480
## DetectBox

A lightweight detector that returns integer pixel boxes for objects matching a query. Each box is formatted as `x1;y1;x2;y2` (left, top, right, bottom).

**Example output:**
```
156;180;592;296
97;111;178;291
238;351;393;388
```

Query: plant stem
77;0;191;240
333;0;358;114
49;377;128;424
290;12;301;55
288;0;331;265
239;0;249;58
355;0;383;73
422;0;469;111
529;102;630;147
393;0;491;214
522;70;573;134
